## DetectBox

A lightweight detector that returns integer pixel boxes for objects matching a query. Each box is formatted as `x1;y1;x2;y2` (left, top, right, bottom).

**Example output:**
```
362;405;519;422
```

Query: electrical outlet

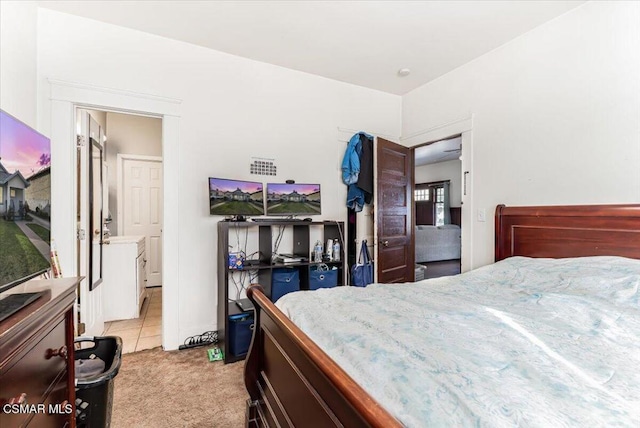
477;209;486;222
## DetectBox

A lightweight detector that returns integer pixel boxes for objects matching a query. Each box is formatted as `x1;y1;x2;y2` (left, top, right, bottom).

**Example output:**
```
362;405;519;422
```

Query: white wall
403;1;640;268
0;1;38;127
106;112;161;157
36;9;401;344
415;160;462;206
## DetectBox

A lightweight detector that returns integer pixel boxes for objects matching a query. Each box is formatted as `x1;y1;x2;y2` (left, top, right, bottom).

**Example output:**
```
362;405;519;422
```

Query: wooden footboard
244;285;401;428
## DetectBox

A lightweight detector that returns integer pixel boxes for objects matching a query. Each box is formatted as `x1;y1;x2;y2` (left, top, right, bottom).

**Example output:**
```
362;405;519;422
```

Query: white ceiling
415;136;461;166
39;1;585;95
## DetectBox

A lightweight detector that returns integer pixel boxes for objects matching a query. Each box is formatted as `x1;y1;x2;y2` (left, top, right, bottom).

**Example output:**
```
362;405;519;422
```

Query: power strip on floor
178;331;218;350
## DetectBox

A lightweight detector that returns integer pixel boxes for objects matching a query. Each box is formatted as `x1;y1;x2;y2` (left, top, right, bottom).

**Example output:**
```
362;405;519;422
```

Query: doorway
49;79;181;350
414;136;462;279
373;117;473;284
76;108;164;354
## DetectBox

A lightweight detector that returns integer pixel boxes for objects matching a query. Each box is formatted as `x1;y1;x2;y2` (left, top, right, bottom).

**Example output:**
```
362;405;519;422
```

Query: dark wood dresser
0;277;80;428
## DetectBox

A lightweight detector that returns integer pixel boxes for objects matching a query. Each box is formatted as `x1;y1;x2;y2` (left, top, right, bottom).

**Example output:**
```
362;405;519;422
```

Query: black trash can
75;336;123;428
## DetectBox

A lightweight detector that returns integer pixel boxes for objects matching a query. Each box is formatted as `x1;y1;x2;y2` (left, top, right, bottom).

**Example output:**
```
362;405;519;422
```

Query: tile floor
103;287;162;354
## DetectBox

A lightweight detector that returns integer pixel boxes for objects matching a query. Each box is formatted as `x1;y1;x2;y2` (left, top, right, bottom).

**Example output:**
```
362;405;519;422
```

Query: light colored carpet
111;346;247;428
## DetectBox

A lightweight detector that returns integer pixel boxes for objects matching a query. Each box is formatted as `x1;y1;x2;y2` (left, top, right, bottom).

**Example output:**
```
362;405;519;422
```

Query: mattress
276;256;640;427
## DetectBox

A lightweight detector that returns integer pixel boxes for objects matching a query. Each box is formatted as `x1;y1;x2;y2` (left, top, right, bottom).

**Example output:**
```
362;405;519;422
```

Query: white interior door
119;156;163;286
77;110;106;336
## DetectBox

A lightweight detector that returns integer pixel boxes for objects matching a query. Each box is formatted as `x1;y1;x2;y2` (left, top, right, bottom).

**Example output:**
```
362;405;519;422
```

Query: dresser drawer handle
45;345;68;360
9;393;27;405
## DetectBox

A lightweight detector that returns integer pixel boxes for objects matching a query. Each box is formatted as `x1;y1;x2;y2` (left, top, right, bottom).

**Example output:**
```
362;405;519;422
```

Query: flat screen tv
0;109;52;292
209;177;264;216
266;183;321;216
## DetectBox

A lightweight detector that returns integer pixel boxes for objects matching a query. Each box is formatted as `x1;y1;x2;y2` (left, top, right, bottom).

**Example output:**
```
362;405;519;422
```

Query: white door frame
48;79;182;350
401;115;475;272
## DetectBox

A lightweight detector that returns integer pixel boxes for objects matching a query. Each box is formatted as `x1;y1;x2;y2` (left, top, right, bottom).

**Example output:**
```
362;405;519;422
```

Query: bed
244;204;640;427
414;224;461;263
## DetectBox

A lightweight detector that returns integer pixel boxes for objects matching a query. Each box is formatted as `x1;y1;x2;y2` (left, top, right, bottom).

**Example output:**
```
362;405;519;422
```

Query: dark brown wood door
376;138;414;283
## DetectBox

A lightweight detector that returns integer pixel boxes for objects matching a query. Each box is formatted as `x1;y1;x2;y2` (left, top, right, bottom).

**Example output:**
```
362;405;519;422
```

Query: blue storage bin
228;312;254;356
271;268;300;302
309;268;338;290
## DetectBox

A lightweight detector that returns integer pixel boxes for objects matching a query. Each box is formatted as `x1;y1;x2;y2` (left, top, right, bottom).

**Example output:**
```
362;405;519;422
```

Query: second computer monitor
265;183;321;216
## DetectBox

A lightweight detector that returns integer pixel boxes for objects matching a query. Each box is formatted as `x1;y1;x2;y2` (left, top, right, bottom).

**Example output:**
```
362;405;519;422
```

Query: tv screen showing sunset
266;183;321;215
209;177;264;216
0;110;52;289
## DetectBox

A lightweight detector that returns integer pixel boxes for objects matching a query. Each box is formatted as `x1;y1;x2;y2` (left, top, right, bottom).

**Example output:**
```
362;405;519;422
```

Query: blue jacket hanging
342;132;373;212
346;184;365;212
341;132;372;185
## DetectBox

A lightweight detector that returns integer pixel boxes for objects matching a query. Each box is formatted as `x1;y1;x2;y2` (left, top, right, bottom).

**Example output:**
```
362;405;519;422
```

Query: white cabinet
102;235;147;321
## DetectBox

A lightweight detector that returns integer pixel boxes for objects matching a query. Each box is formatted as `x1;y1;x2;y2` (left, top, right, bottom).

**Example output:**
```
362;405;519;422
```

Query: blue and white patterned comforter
276;256;640;427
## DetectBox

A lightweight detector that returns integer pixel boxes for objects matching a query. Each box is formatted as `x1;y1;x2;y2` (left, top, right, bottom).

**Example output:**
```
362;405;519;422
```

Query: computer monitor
209;177;264;216
265;183;321;216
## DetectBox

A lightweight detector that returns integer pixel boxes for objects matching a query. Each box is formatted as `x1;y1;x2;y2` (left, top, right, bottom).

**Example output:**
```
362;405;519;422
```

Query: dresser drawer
26;374;72;428
0;319;68;410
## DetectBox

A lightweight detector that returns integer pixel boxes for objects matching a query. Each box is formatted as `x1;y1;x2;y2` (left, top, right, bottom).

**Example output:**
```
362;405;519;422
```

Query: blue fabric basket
228;312;254;356
309;268;338;290
271;268;300;302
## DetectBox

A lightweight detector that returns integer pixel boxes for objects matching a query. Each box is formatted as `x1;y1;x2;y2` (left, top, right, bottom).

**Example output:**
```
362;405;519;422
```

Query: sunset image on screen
0;110;51;289
266;183;321;215
0;113;51;176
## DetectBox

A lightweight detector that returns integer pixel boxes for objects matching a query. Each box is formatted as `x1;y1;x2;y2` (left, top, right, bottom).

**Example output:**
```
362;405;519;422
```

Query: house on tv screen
210;187;261;202
0;159;30;219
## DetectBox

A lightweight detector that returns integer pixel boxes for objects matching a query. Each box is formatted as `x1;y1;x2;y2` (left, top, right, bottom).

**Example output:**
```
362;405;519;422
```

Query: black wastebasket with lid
74;336;123;428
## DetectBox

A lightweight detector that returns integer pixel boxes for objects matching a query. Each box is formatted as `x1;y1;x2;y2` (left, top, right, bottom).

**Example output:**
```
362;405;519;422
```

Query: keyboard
251;218;308;223
0;292;45;322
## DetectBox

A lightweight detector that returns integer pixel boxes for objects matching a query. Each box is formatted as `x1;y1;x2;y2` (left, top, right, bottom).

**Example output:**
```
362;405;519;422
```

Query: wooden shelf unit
217;220;345;363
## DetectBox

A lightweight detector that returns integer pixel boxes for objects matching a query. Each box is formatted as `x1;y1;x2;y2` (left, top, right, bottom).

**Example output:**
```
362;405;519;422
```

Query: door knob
9;393;27;405
45;345;68;360
381;240;389;247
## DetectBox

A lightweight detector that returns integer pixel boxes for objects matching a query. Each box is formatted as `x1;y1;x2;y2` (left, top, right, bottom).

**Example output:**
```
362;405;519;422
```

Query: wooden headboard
495;204;640;262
